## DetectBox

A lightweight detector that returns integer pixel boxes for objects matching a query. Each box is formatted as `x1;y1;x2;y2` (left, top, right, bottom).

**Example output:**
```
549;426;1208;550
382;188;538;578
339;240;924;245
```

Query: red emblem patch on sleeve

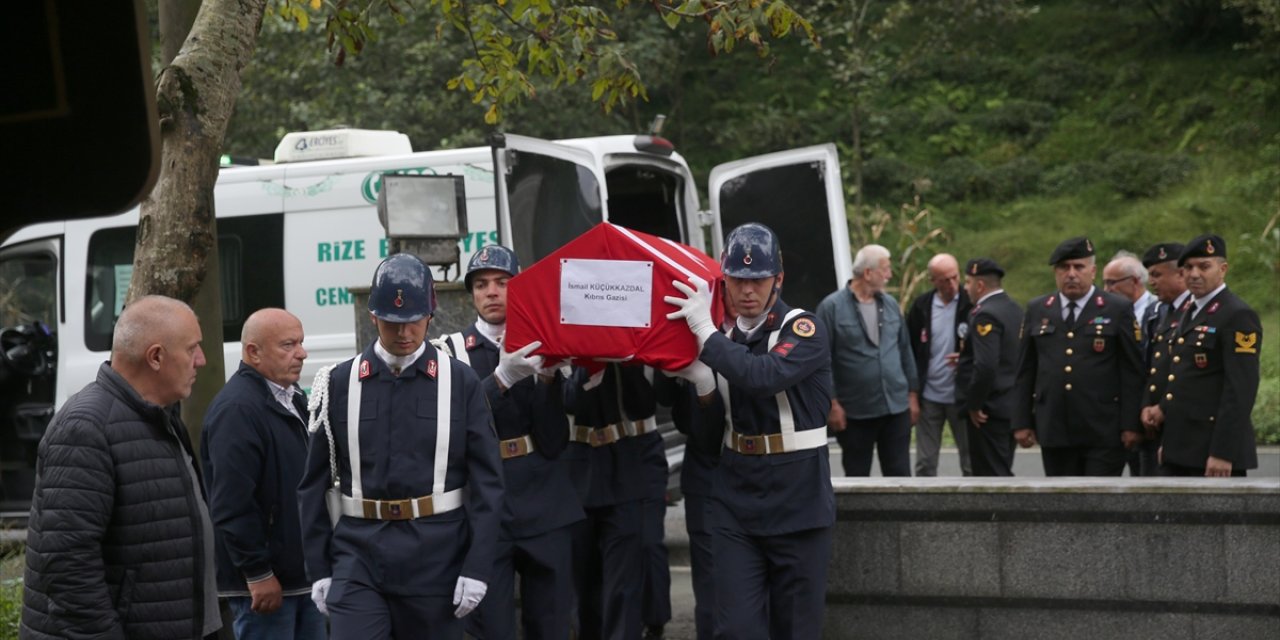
772;342;796;356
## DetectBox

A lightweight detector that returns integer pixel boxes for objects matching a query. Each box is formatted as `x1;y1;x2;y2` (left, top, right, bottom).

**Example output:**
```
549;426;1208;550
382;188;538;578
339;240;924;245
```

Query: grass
0;552;21;640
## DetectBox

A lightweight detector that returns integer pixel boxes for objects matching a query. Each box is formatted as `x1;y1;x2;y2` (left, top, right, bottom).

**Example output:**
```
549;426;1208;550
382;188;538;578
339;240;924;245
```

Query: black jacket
22;364;211;640
201;362;312;594
907;288;973;395
956;291;1024;418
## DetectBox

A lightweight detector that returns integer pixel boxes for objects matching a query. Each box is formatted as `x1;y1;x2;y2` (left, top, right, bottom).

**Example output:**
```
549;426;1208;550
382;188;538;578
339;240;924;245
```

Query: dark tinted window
0;244;57;329
718;162;840;312
503;151;603;267
84;214;284;351
605;165;684;243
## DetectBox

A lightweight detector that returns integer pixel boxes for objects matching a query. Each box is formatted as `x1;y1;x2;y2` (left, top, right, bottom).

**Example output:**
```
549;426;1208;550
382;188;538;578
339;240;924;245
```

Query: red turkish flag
504;222;724;371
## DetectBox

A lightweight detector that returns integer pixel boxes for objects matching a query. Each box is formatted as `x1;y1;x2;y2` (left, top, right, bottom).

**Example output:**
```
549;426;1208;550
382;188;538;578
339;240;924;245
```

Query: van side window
505;152;603;267
605;166;684;243
0;245;57;329
84;214;284;352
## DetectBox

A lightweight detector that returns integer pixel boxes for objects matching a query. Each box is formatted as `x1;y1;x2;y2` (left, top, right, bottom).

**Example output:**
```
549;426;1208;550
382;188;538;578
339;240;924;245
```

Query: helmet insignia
478;247;489;261
394;288;404;308
743;251;753;266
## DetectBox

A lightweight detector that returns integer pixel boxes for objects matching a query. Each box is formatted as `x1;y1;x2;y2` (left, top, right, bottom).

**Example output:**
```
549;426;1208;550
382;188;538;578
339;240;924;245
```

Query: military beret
1141;242;1184;268
1048;236;1095;265
965;257;1005;278
1178;234;1226;266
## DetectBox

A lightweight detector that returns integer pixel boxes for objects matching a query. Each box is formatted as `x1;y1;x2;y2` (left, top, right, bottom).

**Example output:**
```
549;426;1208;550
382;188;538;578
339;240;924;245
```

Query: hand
968;409;988;428
453;576;488;618
908;393;921;426
1013;428;1037;448
664;276;717;349
582;368;606;390
1141;405;1164;439
1205;455;1234;477
248;575;283;614
667;360;716;396
944;352;960;368
1121;430;1143;451
827;399;847;433
495;341;544;389
310;577;332;616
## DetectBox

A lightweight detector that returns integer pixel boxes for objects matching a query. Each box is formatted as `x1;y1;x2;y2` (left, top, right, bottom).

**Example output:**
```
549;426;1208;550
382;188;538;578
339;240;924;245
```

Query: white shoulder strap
346;358;364;500
433;352;453;497
719;308;806;441
443;332;469;366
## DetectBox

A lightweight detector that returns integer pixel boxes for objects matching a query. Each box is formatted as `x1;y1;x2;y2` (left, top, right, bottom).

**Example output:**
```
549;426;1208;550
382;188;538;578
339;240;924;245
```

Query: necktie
1066;300;1078;326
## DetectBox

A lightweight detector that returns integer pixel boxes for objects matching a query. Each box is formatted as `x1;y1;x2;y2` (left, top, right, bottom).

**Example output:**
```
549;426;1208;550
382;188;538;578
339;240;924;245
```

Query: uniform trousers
836;411;912;476
639;433;672;630
684;493;715;640
1040;445;1127;476
915;399;972;476
467;525;574;640
572;501;644;640
1126;440;1161;477
967;416;1015;477
327;577;460;640
710;505;832;640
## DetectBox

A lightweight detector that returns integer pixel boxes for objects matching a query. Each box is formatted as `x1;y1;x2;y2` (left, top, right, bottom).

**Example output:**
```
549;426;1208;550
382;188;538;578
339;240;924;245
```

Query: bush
1101;150;1196;198
1042;161;1105;195
0;578;19;638
928;157;993;201
1106;103;1145;127
989;157;1044;201
977;100;1057;144
861;156;920;206
1026;54;1102;105
1175;93;1217;126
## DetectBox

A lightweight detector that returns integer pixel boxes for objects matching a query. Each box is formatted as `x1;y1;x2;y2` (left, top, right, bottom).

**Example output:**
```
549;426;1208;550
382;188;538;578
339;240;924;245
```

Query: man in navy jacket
202;308;324;639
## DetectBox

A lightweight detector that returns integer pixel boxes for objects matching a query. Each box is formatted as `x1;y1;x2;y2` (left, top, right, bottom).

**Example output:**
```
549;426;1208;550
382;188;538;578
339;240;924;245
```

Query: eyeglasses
1103;276;1136;287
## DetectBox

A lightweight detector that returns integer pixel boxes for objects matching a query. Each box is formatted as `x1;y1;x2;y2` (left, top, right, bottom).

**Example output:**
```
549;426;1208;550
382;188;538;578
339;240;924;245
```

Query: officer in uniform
955;258;1024;476
563;359;662;640
1132;242;1188;475
665;222;834;640
298;253;505;639
1014;237;1144;476
439;245;584;640
1141;235;1262;476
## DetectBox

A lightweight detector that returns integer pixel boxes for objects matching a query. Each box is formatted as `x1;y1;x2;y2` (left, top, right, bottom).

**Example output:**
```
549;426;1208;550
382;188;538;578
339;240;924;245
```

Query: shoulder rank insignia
1235;331;1258;354
977;323;993;337
792;317;816;338
426;359;439;379
772;341;796;356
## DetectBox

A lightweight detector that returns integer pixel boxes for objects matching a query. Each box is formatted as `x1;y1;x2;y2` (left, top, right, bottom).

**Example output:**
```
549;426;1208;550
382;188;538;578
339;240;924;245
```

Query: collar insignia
427;359;438;379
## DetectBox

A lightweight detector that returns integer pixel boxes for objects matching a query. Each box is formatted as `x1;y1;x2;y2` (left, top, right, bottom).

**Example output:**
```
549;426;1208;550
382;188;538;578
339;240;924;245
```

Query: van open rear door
708;144;852;312
491;133;608;268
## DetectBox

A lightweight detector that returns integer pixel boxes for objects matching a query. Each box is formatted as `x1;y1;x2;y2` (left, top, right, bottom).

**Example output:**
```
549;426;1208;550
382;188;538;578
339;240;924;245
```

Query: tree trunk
129;0;267;449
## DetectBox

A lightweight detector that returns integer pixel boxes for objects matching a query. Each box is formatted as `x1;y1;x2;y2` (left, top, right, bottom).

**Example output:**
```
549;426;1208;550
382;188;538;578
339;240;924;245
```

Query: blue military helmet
368;253;435;322
721;222;783;279
464;244;521;291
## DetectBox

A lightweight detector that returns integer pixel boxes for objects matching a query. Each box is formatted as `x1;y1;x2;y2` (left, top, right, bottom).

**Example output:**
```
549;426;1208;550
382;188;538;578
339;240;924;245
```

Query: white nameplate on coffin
560;258;653;328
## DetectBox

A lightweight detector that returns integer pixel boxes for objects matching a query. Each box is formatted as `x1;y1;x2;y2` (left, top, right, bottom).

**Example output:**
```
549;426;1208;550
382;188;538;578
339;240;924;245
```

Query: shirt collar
976;289;1005;306
473;318;503;347
373;340;426;373
1059;285;1096;308
1191;283;1227;310
931;292;957;309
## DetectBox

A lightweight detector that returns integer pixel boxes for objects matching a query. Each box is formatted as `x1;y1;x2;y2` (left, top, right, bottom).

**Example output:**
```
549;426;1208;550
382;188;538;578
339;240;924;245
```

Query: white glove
665;276;717;349
582;368;606;390
310;577;332;616
495;341;544;389
453;576;488;618
668;360;716;396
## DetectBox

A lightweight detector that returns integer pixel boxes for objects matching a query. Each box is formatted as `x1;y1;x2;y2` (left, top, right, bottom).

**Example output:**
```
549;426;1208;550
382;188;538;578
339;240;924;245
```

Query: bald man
906;253;973;476
201;308;324;640
23;295;222;639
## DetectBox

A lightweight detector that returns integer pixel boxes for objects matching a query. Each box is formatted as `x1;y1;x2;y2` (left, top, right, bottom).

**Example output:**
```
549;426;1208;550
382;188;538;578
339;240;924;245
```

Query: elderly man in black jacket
202;308;324;639
22;295;220;640
906;253;973;476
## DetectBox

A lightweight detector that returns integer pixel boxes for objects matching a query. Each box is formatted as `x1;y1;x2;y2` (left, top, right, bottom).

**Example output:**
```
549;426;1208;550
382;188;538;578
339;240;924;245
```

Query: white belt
723;427;828;455
339;488;465;520
500;435;536;459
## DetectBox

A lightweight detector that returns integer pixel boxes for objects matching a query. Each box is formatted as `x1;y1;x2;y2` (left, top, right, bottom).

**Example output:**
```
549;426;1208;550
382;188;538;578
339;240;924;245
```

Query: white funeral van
0;128;852;516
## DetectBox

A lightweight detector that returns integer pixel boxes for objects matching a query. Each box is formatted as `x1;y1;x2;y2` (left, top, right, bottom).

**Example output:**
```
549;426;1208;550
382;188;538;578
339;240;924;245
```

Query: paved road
656;445;1280;640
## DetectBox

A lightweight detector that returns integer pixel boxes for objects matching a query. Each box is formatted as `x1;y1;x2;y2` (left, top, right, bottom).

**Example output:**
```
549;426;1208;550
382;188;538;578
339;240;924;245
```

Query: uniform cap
965;257;1005;278
464;244;520;290
1049;236;1095;265
1178;234;1226;266
369;253;435;322
1141;242;1184;268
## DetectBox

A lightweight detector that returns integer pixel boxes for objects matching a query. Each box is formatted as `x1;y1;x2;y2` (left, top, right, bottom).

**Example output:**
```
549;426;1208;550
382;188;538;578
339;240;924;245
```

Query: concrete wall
826;478;1280;640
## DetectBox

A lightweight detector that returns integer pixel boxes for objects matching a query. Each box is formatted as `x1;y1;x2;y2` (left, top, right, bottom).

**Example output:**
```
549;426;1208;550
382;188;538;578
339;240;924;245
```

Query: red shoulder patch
772;342;796;356
358;359;372;380
426;359;438;379
465;334;477;350
1044;297;1055;308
